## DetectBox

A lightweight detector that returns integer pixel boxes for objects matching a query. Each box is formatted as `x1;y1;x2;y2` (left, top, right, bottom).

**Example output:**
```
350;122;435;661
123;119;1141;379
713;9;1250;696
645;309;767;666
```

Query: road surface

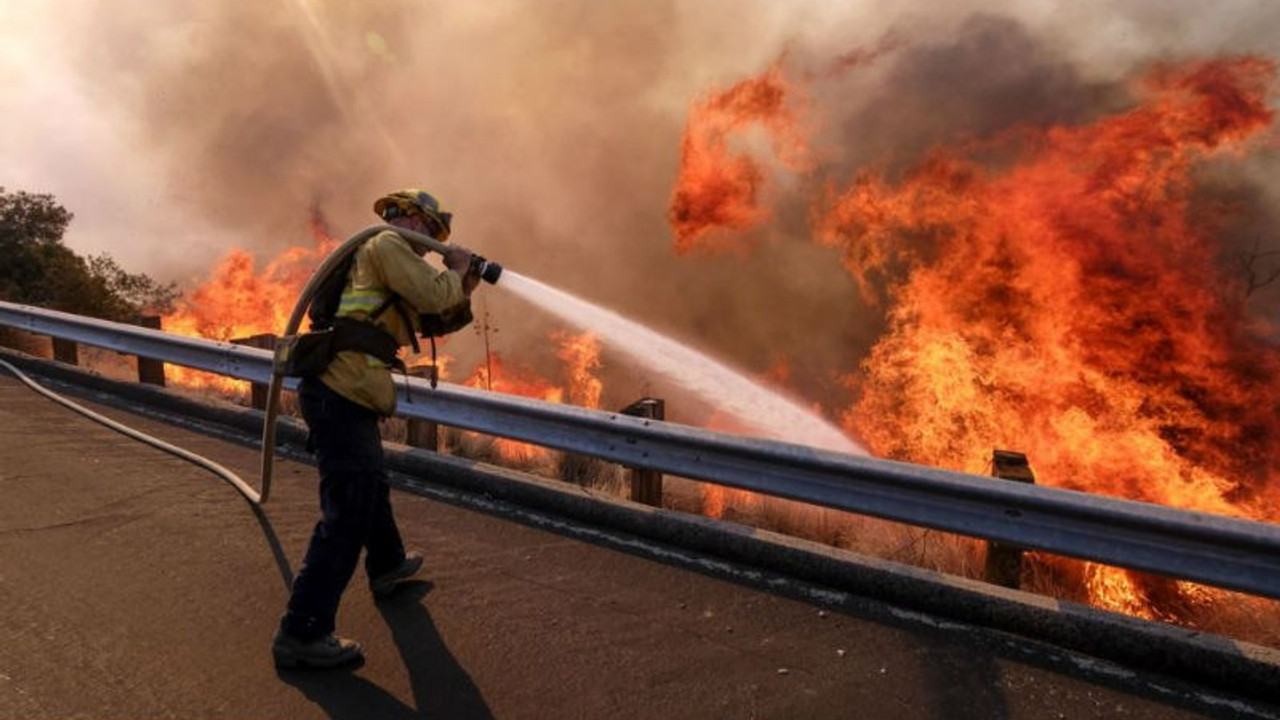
0;371;1275;719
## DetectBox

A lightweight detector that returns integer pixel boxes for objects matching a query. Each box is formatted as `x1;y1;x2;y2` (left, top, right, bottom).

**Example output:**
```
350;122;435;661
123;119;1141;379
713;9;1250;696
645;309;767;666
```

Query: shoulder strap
368;293;398;321
393;301;421;355
364;292;421;356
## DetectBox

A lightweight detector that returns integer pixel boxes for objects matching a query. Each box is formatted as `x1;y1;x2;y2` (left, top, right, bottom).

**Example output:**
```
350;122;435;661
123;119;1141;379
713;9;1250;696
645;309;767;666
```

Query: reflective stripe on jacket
318;229;465;414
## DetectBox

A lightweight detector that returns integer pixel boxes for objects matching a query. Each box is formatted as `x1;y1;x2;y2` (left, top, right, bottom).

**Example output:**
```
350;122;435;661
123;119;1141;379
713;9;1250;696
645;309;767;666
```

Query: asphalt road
1;372;1277;720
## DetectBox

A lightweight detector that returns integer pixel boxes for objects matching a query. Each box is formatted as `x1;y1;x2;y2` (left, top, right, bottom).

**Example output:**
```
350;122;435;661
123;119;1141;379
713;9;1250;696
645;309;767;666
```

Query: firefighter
273;188;481;669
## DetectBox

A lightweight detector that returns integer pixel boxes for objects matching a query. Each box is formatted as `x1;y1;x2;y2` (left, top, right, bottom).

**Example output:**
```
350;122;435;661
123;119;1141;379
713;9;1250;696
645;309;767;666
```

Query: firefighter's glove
441;245;474;274
461;263;482;295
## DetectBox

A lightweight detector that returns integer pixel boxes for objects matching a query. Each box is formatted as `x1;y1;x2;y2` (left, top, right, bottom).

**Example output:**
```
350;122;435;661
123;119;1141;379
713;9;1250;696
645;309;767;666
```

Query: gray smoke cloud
4;0;1278;427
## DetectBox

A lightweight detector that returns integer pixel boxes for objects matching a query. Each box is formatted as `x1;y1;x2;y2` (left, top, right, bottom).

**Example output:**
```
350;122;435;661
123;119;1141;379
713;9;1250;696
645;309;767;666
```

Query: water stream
497;270;867;455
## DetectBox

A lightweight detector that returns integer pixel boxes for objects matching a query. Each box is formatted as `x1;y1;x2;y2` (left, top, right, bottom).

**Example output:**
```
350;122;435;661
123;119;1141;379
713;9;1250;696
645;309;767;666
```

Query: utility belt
274;316;402;378
274;295;474;382
330;316;400;367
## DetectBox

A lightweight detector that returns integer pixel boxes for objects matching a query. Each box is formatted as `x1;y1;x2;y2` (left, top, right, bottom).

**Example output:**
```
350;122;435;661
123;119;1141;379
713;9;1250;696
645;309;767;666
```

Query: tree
86;253;179;316
0;187;179;321
0;187;71;249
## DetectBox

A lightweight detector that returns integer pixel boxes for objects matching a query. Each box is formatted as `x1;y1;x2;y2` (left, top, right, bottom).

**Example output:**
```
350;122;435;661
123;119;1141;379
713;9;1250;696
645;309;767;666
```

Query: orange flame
815;56;1279;615
667;61;811;254
464;332;603;464
672;53;1280;622
554;330;603;409
667;42;900;255
161;209;338;395
467;353;564;404
465;354;562;464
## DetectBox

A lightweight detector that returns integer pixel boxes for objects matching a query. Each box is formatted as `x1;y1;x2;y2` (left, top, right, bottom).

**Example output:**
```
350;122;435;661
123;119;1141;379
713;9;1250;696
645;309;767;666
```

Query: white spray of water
497;271;868;455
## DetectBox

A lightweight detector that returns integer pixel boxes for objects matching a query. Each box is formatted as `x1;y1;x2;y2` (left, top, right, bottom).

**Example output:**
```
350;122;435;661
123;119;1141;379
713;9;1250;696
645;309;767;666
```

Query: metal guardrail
4;299;1280;601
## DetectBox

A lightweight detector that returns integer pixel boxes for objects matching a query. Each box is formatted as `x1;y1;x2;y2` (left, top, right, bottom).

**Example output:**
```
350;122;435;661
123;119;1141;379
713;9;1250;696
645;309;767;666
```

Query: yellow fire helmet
373;188;453;240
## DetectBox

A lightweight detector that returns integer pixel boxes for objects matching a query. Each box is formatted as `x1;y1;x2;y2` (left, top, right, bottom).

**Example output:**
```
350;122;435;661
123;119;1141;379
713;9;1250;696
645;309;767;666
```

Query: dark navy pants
280;377;406;642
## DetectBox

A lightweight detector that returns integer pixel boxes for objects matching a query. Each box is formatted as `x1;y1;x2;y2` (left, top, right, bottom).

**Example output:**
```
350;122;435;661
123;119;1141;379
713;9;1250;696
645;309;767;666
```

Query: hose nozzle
392;225;504;284
469;254;504;284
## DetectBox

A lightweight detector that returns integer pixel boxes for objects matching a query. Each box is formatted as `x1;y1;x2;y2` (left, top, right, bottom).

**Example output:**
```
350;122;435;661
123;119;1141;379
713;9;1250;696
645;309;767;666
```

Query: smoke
3;0;1279;424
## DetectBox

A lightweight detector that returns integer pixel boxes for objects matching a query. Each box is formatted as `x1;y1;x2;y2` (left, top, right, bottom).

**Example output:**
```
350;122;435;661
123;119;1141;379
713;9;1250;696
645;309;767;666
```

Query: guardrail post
231;334;277;409
405;365;440;451
51;337;79;366
984;449;1035;588
620;398;665;507
136;315;166;387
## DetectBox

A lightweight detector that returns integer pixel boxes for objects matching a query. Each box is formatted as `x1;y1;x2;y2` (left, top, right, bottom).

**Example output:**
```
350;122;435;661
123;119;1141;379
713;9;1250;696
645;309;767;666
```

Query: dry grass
691;481;1280;648
0;328;51;358
700;486;985;575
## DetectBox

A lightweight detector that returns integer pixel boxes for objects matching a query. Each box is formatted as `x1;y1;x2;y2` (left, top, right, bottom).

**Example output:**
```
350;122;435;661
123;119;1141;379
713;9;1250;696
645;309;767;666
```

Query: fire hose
1;224;502;506
0;356;261;500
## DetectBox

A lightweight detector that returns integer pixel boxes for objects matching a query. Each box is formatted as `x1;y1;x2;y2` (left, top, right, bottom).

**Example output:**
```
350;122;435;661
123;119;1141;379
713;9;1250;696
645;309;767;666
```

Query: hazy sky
3;0;1278;416
4;1;1275;275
